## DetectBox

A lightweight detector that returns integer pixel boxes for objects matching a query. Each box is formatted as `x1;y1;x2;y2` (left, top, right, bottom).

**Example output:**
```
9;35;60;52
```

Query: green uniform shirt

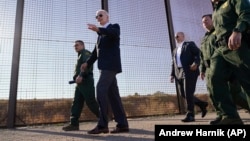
212;0;250;41
73;49;93;81
200;29;216;73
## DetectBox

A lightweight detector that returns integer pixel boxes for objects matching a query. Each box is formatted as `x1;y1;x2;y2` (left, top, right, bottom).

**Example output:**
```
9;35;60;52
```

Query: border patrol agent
62;40;99;131
210;0;250;124
200;14;250;125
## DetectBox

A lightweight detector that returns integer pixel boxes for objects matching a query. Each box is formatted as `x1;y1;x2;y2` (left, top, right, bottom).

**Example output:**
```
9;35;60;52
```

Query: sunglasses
95;14;103;19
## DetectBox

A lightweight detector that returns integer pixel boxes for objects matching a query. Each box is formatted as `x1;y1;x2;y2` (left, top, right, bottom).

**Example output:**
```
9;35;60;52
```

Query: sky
0;0;212;99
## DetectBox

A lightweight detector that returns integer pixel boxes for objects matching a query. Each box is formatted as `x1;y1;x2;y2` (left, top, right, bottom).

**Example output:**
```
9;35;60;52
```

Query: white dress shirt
176;41;184;68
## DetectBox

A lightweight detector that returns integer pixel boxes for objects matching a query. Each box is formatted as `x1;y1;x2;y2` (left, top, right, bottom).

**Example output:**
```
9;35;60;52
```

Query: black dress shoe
200;102;208;118
201;109;207;118
181;116;195;122
87;126;109;134
110;127;129;133
210;116;222;125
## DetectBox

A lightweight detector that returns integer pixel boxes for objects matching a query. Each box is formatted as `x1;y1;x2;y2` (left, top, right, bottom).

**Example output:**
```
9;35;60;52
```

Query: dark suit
87;23;128;128
171;41;207;116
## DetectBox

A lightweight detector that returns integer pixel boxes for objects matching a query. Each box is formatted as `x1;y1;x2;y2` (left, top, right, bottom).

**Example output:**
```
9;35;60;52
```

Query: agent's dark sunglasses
95;14;103;19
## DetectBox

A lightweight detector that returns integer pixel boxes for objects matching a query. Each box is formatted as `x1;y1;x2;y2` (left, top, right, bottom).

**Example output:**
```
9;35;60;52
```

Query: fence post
7;0;24;128
164;0;186;114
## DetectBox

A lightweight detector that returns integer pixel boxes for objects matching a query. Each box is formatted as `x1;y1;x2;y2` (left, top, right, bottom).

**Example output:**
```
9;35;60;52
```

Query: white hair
96;9;109;17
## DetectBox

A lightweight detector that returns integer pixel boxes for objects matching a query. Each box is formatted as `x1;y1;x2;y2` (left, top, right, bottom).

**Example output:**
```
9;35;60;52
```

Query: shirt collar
205;28;215;36
101;22;111;28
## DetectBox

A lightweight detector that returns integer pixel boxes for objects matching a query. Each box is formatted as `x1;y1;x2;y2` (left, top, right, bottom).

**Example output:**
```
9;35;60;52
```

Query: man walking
81;9;129;134
210;0;250;124
62;40;99;131
170;32;208;122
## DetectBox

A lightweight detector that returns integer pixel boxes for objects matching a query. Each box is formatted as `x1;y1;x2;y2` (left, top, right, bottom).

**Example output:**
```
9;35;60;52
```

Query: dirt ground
0;110;249;141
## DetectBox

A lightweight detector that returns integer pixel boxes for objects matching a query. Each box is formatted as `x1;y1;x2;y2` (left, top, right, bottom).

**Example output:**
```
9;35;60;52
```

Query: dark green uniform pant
206;67;222;117
209;41;250;118
229;75;250;111
206;67;250;118
70;77;99;125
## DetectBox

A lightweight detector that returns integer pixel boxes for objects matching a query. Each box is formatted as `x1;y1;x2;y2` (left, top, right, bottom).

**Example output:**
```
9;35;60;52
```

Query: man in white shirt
170;32;208;122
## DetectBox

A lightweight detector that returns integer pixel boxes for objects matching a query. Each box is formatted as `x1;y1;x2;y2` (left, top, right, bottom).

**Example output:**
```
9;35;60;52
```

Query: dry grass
0;93;211;127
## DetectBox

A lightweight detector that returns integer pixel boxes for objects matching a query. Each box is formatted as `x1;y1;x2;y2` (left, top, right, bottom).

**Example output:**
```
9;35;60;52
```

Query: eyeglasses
175;35;179;38
95;14;103;19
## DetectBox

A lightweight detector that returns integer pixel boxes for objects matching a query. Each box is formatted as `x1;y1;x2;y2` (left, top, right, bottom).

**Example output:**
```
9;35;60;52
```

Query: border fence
0;0;212;128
